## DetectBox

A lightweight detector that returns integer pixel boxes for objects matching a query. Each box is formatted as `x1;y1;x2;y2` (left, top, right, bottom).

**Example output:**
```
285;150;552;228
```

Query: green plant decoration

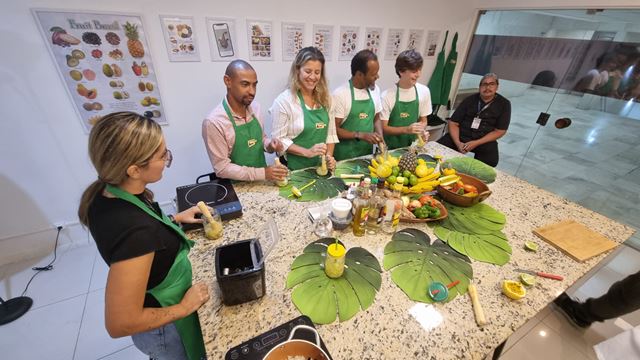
333;159;371;178
279;169;346;202
383;228;473;303
286;238;382;324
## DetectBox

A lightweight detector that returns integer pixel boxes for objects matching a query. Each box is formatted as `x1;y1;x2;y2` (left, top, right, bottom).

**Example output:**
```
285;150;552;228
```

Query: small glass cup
202;208;223;240
313;214;333;238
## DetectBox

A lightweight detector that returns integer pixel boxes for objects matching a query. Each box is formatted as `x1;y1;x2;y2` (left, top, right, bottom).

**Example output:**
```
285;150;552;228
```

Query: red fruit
82;69;96;81
131;61;142;76
86;89;97;99
91;49;102;58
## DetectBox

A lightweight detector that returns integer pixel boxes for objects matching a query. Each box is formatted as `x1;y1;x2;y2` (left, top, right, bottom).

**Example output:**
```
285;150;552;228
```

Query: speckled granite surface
188;143;635;360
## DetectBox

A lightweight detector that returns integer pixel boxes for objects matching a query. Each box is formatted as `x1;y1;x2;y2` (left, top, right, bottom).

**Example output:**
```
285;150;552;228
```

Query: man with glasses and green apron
381;49;432;149
202;60;288;181
333;50;384;161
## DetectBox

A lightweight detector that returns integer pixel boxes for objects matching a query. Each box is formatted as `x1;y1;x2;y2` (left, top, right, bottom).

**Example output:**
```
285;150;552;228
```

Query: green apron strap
286;91;330;170
384;85;420;149
333;80;376;161
223;99;268;168
105;185;205;360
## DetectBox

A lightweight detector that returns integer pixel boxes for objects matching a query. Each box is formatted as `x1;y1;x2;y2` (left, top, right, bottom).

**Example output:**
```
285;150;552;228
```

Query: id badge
471;117;482;129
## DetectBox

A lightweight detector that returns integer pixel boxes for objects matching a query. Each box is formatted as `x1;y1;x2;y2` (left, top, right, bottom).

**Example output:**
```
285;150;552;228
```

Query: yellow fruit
443;167;456;176
291;187;302;197
368;166;378;177
415;164;432;178
417;158;426;165
371;158;380;167
377;164;392;178
502;280;526;300
418;171;440;182
438;175;461;186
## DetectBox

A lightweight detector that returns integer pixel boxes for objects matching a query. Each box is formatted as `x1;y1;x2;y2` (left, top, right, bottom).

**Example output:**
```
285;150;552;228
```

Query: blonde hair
288;46;331;109
78;112;163;226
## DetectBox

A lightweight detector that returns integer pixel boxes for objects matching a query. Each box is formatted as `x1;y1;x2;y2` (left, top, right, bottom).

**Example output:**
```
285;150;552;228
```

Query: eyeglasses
480;82;497;87
161;149;173;168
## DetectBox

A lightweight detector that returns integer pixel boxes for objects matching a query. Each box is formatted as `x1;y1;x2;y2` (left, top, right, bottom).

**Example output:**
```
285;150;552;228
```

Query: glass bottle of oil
352;181;370;237
366;178;385;234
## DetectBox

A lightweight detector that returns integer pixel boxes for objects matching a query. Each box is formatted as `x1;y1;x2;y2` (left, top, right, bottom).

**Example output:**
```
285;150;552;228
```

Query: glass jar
202;208;223;240
324;243;346;278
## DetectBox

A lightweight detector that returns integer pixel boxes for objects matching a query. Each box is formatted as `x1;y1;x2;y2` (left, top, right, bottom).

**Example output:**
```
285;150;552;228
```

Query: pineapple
124;22;145;58
398;147;418;173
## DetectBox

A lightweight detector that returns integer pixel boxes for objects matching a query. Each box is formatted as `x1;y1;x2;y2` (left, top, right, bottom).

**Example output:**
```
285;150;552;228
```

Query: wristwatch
354;132;360;141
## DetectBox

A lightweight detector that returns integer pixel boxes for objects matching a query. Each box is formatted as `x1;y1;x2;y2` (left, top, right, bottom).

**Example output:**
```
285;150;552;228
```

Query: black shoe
553;293;592;328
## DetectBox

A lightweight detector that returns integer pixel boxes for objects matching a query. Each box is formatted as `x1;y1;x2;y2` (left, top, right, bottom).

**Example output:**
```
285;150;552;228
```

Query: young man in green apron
333;50;384;161
202;60;288;181
381;49;432;149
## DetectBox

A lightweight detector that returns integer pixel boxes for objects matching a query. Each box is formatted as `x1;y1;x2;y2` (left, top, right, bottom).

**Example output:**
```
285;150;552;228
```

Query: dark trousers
437;133;500;167
579;270;640;322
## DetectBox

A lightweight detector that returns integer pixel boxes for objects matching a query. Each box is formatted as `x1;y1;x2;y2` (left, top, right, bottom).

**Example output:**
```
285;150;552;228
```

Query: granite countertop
188;143;635;359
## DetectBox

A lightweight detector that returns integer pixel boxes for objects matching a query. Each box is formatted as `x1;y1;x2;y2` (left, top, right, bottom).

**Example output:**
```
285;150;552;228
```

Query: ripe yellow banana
371;158;380;168
418;171;441;182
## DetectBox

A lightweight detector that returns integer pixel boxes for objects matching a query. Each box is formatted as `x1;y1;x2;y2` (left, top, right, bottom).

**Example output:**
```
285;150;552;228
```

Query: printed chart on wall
206;17;237;62
425;30;441;58
385;28;404;61
247;19;273;61
313;24;334;61
339;26;360;61
282;22;305;61
407;29;424;51
32;9;166;133
159;15;200;62
364;27;382;54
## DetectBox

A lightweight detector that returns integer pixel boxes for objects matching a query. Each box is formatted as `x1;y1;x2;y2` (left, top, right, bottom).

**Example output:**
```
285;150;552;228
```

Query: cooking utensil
468;284;488;326
263;325;330;360
430;280;460;295
289;179;317;198
515;268;563;281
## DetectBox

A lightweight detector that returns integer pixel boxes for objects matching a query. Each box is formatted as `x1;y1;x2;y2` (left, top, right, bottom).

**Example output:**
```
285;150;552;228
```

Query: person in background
202;59;288;181
332;49;383;161
381;49;432;149
78;112;209;360
437;73;510;167
271;46;337;171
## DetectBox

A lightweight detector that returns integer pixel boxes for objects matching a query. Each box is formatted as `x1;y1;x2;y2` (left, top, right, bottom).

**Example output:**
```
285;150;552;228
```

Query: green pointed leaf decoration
434;203;512;265
278;169;346;202
286;238;382;324
383;228;473;303
334;159;371;178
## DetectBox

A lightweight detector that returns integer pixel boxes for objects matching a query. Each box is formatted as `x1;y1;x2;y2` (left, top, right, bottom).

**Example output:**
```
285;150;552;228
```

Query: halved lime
519;273;536;286
524;241;539;252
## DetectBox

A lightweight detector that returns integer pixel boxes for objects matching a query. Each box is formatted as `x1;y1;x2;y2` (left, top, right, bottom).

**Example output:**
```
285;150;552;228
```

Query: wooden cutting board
533;220;618;262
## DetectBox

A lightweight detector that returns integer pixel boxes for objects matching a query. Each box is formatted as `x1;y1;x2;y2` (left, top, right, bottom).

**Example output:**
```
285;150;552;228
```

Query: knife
515;268;564;281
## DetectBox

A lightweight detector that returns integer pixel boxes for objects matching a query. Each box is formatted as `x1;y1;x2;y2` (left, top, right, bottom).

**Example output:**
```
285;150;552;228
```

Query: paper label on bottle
359;207;369;226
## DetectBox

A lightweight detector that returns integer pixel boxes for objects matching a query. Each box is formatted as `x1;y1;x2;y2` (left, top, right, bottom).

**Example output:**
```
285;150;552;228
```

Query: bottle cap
327;242;346;257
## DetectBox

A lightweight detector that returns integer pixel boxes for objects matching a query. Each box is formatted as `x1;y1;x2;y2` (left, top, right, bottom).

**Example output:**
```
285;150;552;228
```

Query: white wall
0;0;475;264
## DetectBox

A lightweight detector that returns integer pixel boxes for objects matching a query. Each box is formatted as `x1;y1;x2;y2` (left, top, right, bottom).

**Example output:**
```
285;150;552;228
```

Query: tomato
463;184;478;193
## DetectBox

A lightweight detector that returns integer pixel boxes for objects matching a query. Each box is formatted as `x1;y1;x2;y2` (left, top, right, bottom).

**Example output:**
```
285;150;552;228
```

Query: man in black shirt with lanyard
438;73;511;167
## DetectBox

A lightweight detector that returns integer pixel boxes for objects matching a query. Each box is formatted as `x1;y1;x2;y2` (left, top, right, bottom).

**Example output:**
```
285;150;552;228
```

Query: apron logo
358;112;369;120
247;139;257;148
400;112;410;118
315;122;326;129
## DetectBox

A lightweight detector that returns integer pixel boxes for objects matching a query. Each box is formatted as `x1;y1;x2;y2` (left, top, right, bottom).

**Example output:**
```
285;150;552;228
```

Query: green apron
441;32;458;108
106;185;205;360
286;91;330;170
333;80;376;161
223;99;267;168
428;31;448;105
384;85;420;149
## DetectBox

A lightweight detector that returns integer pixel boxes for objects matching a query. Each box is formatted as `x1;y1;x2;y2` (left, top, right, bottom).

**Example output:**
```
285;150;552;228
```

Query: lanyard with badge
472;100;493;129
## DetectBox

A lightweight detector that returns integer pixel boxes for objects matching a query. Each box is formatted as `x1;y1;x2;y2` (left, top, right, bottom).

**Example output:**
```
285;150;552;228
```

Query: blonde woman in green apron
381;49;432;149
270;47;338;171
333;49;384;161
78;112;209;360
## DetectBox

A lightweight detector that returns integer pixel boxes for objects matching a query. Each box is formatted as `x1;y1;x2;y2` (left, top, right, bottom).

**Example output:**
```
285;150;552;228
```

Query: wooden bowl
437;173;491;207
400;199;448;223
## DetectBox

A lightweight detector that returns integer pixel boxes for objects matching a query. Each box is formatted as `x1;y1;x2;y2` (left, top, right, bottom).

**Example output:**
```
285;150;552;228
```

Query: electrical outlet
53;222;66;229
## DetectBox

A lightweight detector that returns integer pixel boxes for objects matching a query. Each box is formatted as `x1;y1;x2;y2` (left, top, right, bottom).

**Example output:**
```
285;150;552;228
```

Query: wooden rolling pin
196;201;214;222
468;284;488;326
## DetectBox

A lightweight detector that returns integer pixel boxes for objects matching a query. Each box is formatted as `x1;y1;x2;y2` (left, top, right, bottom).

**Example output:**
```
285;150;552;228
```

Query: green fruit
387;175;397;184
409;175;418;186
392;166;400;176
102;64;114;77
113;91;123;100
402;170;412;178
402;177;409;185
145;82;154;91
71;49;85;59
66;55;79;67
69;70;82;81
524;241;539;252
520;273;536;286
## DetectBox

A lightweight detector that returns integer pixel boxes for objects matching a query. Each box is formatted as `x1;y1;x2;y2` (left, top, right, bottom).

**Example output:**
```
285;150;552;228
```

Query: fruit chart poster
339;26;360;61
32;9;166;133
385;28;404;61
247;19;273;61
159;15;200;62
282;22;305;61
407;29;424;51
312;24;333;61
364;27;382;54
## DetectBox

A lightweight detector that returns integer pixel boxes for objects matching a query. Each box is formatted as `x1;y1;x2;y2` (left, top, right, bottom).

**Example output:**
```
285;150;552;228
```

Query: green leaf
334;159;371;178
443;157;497;183
278;169;346;202
383;228;473;303
286;238;382;324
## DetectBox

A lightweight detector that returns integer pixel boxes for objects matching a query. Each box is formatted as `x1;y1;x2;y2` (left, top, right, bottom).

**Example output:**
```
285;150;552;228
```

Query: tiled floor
1;88;638;359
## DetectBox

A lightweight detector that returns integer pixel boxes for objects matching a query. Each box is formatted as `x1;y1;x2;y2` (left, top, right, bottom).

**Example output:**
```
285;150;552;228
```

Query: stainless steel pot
263;325;330;360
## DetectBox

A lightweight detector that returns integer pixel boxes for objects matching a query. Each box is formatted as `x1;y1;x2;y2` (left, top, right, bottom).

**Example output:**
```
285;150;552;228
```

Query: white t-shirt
269;89;339;153
331;82;382;125
380;83;432;121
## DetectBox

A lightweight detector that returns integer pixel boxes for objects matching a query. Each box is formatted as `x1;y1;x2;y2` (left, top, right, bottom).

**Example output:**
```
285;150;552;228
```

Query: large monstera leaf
286;238;382;324
383;228;473;303
434;203;511;266
334;159;371;178
278;169;345;202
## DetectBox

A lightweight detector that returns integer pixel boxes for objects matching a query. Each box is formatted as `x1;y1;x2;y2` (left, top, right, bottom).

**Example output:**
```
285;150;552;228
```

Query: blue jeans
131;322;188;360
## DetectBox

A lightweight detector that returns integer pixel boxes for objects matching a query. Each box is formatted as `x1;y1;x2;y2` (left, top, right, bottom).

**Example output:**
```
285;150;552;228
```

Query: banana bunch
369;154;400;178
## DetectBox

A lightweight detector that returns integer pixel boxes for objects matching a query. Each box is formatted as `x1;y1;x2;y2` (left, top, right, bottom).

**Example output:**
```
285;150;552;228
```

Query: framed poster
425;30;441;58
32;9;166;133
385;28;404;61
339;26;360;61
407;29;424;51
282;22;305;61
206;17;238;61
312;24;334;61
364;27;382;54
247;19;273;61
159;15;200;62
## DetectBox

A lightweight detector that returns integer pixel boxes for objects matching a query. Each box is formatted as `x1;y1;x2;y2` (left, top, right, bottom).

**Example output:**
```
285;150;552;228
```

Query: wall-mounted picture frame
247;19;273;61
282;22;305;61
206;17;238;62
159;15;200;62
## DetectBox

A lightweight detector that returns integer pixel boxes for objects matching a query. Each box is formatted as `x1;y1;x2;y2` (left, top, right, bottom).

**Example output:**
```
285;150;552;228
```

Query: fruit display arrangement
397;193;447;221
369;148;442;194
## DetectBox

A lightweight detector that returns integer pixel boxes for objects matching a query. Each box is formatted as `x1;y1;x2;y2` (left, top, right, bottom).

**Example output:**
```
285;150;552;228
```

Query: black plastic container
215;239;266;306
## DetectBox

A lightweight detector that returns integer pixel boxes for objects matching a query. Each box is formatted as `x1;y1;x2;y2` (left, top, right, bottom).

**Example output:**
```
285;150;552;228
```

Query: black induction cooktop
225;315;333;360
176;177;242;230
